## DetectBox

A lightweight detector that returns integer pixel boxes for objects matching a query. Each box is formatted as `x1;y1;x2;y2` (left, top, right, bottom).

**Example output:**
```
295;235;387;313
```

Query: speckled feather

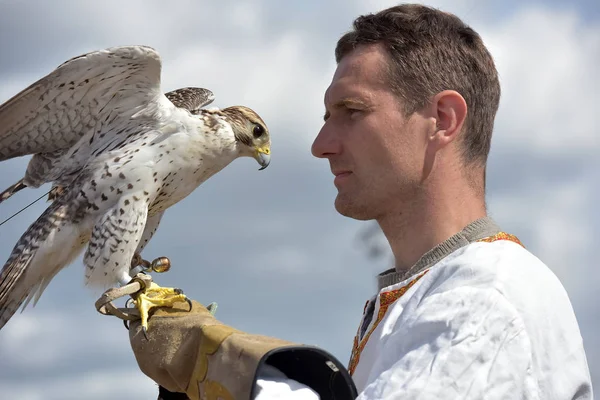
0;45;271;330
165;87;214;114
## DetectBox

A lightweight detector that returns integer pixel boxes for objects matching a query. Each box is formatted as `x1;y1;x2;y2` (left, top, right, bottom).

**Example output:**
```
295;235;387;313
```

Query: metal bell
151;256;171;273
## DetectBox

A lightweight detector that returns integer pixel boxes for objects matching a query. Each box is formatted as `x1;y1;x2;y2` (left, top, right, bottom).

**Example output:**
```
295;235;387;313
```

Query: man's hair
335;4;501;170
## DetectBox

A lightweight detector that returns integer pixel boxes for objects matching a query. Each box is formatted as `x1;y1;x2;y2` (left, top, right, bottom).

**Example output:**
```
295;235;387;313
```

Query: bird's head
221;106;271;170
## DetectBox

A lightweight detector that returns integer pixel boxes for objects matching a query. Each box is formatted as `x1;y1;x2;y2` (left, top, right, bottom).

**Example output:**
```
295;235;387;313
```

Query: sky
0;0;597;398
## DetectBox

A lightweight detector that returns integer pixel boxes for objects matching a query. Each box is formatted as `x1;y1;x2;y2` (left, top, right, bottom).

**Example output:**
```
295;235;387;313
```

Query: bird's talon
123;319;130;330
186;298;193;311
130;282;188;338
125;298;135;309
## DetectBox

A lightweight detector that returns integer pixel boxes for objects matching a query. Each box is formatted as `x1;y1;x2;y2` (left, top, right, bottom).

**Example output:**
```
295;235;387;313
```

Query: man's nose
311;123;341;159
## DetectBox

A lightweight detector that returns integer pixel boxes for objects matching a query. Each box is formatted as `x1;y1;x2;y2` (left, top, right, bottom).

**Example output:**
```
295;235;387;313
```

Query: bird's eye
253;124;264;138
253;125;264;138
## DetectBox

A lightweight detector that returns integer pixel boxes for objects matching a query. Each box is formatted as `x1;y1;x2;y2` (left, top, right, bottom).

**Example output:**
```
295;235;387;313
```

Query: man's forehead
324;45;388;104
324;78;368;106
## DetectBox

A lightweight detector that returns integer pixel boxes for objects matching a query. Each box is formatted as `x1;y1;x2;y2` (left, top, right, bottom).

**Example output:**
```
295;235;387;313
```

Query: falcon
0;45;271;333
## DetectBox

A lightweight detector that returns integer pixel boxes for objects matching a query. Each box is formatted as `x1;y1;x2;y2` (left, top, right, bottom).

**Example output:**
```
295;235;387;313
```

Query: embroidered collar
376;216;501;290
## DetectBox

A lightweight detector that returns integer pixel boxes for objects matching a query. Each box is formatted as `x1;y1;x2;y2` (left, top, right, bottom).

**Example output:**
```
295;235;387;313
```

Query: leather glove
95;274;357;400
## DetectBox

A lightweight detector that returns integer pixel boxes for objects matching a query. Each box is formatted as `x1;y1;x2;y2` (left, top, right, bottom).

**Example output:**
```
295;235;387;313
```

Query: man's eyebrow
335;97;370;108
323;97;370;121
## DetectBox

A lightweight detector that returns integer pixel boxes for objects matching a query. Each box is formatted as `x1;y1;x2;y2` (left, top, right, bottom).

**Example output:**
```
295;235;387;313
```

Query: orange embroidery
347;270;428;375
477;231;524;247
347;232;523;376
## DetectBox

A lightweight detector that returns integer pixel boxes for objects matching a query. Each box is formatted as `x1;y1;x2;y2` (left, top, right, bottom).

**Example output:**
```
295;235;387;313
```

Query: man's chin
334;196;375;221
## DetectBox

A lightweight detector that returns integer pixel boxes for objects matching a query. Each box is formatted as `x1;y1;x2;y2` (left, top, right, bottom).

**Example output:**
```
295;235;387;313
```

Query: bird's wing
165;87;214;113
0;45;167;162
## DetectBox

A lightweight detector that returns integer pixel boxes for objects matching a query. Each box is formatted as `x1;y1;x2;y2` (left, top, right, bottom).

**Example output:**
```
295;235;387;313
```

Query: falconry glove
96;274;357;400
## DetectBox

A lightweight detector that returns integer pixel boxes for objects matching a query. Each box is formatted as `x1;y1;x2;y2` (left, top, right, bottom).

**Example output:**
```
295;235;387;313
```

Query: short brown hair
335;4;501;169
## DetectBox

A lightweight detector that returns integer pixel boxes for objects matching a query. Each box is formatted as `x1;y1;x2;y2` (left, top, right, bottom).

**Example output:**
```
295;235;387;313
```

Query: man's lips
333;171;352;177
333;170;352;185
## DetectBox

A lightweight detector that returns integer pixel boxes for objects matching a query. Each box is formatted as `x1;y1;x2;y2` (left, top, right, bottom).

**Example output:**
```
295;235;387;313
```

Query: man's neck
377;190;487;274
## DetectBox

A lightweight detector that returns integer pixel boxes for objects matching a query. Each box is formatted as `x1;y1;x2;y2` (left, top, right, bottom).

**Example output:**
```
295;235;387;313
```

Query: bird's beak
254;145;271;170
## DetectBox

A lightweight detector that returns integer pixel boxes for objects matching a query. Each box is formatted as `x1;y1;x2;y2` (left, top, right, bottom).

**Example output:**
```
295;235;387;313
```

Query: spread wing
0;45;168;163
165;87;214;113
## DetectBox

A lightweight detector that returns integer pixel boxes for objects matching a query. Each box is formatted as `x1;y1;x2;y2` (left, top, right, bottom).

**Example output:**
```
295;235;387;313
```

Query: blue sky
0;0;597;398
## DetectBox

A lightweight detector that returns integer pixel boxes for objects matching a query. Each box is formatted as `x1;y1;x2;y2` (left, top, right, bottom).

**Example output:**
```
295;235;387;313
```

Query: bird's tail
0;202;86;330
0;179;65;205
0;250;35;331
0;179;27;204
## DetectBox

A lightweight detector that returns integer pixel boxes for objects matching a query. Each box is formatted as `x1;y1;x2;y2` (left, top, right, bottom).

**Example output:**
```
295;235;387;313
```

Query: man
111;4;593;399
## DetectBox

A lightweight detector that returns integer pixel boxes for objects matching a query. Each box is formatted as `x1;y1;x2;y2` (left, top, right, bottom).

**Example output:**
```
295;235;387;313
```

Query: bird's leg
124;254;189;338
129;252;150;275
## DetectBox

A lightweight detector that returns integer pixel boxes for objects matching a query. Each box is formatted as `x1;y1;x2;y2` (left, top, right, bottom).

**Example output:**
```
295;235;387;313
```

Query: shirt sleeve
358;286;535;399
254;365;320;400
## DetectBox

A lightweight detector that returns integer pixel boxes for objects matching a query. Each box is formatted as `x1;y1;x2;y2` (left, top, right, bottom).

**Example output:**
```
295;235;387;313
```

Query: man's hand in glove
96;274;357;400
128;299;304;399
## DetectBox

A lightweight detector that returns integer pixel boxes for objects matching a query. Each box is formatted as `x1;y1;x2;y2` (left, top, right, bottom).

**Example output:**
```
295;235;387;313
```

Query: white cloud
0;308;131;370
0;369;158;400
487;170;597;299
483;6;600;153
0;312;70;369
0;303;159;399
229;1;263;33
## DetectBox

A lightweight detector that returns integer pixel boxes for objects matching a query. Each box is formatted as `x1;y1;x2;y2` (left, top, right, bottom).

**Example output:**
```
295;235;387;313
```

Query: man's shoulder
427;238;561;294
417;238;578;329
382;236;576;326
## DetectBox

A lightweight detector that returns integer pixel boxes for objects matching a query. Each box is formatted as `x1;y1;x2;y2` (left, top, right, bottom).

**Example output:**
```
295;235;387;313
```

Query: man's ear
428;90;467;149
